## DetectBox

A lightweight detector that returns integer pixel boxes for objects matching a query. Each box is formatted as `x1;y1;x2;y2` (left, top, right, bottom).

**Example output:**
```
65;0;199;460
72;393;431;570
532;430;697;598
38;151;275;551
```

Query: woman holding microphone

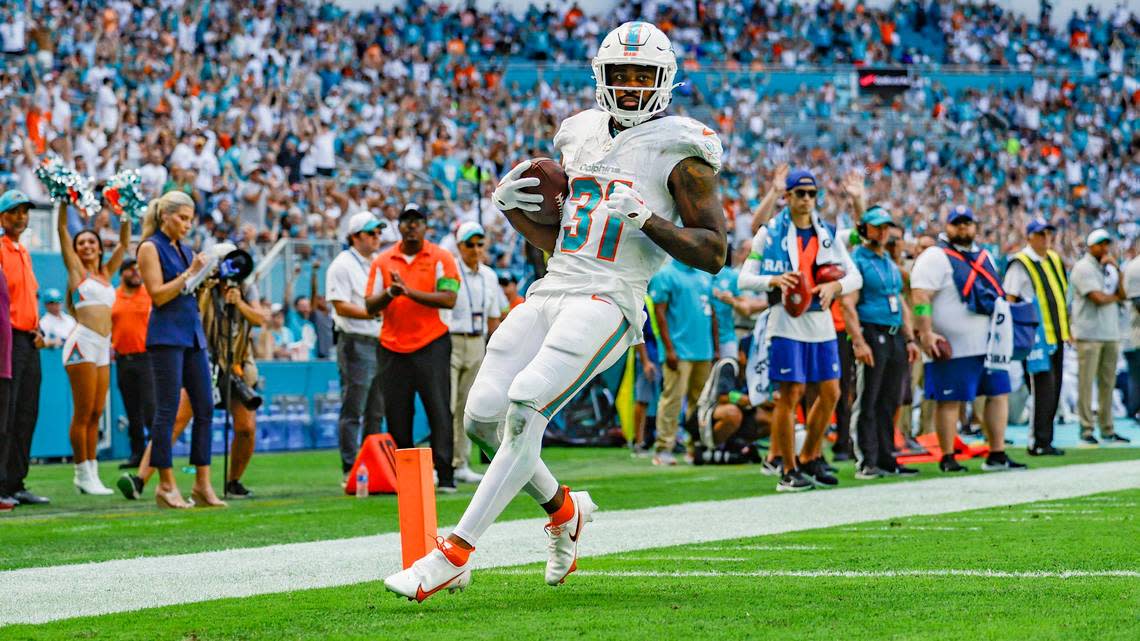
136;191;226;508
57;202;131;495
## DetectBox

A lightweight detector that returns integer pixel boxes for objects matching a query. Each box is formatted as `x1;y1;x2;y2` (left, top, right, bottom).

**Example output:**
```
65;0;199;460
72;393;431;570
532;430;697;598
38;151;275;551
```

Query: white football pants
451;293;633;546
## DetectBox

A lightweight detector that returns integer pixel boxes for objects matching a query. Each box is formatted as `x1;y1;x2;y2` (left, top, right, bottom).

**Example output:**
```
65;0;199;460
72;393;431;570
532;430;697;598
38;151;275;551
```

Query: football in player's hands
517;158;569;226
783;272;812;318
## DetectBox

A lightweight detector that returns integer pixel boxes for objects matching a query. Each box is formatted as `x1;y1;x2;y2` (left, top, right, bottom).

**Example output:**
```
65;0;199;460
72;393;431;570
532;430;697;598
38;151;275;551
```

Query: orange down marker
395;448;439;569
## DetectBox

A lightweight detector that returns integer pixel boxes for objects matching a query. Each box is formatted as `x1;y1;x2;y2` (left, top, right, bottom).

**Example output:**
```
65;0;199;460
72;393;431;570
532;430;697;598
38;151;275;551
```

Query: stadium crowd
0;0;1138;507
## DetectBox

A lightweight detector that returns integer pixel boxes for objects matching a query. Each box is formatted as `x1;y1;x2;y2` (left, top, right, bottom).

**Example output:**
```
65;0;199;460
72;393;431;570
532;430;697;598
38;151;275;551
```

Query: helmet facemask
592;61;678;128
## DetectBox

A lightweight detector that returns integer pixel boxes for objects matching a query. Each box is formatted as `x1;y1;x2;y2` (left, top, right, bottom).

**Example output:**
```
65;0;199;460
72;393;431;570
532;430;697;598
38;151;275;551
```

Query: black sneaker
939;455;967;473
1102;433;1131;444
437;480;458;495
760;457;782;477
776;469;814;493
801;458;839;487
882;464;920;477
981;452;1028;472
12;489;50;505
225;480;253;499
1079;433;1099;445
117;474;143;500
855;465;883;480
821;458;838;474
1027;445;1066;456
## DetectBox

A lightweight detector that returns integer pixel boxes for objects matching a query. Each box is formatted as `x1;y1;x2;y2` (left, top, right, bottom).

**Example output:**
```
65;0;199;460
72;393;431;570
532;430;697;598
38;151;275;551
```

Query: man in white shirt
38;289;75;348
325;212;385;480
910;206;1026;473
1070;229;1130;444
448;223;501;484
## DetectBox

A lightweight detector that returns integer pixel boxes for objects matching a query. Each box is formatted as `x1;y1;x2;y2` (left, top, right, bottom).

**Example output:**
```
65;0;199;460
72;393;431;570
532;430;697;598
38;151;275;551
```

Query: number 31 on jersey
559;177;633;262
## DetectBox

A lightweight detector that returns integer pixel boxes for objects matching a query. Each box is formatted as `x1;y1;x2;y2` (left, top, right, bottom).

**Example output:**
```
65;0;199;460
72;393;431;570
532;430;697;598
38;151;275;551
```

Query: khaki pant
898;358;935;436
655;360;711;452
1076;339;1119;436
450;334;486;468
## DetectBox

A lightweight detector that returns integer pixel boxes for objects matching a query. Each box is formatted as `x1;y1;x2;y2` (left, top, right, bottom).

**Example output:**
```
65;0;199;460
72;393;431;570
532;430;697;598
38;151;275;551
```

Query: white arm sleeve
738;226;772;291
835;232;863;295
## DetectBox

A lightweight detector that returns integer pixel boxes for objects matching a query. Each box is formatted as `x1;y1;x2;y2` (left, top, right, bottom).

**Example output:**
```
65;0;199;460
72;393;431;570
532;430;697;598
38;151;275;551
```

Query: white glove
492;161;543;212
601;182;653;229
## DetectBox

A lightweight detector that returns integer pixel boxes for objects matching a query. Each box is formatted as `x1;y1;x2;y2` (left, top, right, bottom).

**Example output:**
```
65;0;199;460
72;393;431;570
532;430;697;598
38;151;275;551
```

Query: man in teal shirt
711;260;741;360
648;260;717;466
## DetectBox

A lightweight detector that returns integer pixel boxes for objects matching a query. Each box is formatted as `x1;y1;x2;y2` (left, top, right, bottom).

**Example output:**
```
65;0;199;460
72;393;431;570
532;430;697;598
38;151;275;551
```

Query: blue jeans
149;345;214;469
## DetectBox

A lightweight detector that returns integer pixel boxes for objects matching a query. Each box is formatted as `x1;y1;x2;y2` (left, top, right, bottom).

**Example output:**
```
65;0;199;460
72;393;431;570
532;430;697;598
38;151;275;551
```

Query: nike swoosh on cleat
568;514;584;543
414;571;465;602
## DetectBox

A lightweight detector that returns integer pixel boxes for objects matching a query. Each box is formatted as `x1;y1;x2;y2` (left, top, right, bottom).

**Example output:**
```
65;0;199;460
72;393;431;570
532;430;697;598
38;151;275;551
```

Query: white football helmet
591;21;680;128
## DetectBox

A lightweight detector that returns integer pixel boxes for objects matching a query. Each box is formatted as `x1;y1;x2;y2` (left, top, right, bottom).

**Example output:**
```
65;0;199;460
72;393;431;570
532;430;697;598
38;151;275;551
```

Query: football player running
384;21;726;601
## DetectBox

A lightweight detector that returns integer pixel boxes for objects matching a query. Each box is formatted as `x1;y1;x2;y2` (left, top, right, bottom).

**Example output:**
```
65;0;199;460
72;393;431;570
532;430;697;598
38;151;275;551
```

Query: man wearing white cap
325;212;387;480
448;222;502;483
1070;229;1130;445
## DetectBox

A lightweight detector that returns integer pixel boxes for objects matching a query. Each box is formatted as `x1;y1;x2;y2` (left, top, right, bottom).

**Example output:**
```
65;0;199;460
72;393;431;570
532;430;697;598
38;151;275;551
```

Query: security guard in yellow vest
1003;217;1070;456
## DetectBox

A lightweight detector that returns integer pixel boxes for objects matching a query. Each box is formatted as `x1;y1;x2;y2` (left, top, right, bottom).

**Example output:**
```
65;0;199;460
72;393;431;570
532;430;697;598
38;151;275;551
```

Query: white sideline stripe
489;569;1140;579
2;460;1138;626
699;545;826;551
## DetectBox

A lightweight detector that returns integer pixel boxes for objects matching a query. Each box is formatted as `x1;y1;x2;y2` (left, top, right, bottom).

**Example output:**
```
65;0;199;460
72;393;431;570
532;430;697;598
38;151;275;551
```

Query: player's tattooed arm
503;210;559;254
646;157;727;274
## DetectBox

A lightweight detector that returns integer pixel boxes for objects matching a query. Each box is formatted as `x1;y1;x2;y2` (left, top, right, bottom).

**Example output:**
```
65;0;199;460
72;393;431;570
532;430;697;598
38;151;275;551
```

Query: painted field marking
488;568;1140;580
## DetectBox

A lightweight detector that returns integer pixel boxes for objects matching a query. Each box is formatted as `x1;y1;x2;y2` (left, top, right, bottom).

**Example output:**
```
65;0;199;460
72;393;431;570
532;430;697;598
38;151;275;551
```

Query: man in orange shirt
365;203;460;492
0;190;49;506
111;257;154;469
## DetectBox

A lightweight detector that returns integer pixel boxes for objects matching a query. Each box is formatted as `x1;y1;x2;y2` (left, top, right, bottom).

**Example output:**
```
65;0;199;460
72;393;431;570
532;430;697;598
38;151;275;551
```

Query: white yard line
2;460;1138;626
488;569;1140;579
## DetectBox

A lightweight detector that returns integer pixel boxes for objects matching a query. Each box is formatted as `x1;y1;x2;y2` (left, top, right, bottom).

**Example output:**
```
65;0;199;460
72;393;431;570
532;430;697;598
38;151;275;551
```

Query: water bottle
355;463;369;498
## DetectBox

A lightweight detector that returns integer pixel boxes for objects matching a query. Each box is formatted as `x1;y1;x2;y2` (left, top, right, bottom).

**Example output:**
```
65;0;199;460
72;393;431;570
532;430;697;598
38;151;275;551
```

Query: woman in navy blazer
136;191;226;509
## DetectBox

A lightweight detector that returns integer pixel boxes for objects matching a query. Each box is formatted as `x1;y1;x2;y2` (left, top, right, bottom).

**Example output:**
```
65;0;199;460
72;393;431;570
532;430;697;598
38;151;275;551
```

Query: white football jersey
527;109;723;340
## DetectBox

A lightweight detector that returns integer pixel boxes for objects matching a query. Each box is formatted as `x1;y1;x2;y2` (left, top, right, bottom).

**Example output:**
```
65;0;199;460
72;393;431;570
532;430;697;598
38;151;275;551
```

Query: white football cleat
383;542;472;603
545;490;597;586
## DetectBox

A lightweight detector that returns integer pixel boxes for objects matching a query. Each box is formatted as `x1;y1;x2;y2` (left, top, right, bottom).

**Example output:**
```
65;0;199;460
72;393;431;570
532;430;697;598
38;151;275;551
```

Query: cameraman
199;274;265;498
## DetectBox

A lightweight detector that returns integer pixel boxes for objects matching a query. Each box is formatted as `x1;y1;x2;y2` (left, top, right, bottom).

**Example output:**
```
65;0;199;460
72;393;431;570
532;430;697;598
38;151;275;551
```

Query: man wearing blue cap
1003;217;1070;455
739;169;862;491
910;205;1026;473
449;221;501;483
839;206;921;479
0;189;50;505
38;288;75;349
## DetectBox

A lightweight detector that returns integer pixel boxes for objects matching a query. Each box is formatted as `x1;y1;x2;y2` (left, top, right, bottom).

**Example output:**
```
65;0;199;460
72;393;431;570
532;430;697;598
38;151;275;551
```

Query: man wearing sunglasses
739;170;861;492
365;203;460;492
448;222;503;484
326;211;386;484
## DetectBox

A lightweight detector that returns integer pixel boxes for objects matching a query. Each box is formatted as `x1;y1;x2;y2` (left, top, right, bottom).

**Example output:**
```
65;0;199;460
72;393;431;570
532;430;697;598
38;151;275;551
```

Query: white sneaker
545;490;597;586
383;543;472;602
454;466;484;483
652;451;677;466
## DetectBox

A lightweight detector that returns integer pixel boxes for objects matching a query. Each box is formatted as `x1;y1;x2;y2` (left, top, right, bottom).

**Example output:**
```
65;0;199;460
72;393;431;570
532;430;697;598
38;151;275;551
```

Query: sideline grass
2;446;1139;571
5;489;1136;640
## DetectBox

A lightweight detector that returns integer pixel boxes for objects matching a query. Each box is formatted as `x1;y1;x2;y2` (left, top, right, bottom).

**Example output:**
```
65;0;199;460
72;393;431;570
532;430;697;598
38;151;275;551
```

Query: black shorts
317;167;335;178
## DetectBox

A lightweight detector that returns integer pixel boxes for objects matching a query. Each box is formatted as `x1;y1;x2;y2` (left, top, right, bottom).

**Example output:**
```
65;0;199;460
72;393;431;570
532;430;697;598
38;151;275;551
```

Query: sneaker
1027;445;1066;456
225;480;253;499
981;452;1028;472
1102;433;1131;444
776;469;814;492
454;466;484;484
939;455;967;473
12;489;50;505
437;481;458;495
652;451;677;466
696;358;737;448
855;465;883;480
1079;433;1099;445
117;474;144;500
760;457;783;477
801;458;839;487
821;459;838;474
545;489;597;586
881;464;920;477
0;495;15;511
383;539;472;602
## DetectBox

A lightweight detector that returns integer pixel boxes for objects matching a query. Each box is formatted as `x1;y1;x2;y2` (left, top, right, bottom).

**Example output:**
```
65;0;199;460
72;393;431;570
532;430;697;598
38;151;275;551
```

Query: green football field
2;446;1138;640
